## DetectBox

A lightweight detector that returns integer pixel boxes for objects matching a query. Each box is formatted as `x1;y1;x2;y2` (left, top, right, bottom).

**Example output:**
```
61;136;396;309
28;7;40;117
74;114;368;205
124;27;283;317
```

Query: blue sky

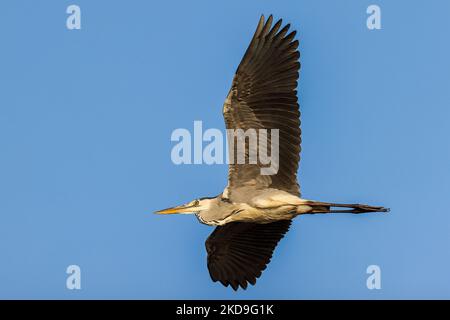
0;0;449;299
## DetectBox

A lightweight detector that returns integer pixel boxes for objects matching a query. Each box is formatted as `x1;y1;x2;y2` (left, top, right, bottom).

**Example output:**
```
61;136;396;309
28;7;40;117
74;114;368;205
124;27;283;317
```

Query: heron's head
155;197;215;215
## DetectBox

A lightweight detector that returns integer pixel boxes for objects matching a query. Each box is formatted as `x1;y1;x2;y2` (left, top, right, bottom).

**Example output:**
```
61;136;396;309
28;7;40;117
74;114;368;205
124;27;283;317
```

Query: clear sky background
1;0;449;299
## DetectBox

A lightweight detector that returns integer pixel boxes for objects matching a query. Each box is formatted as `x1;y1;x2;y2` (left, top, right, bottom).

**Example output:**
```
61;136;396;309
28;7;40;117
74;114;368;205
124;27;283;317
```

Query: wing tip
213;277;255;291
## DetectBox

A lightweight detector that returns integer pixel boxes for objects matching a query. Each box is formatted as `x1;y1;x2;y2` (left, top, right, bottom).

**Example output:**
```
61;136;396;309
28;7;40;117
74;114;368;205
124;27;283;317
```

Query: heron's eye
193;200;199;206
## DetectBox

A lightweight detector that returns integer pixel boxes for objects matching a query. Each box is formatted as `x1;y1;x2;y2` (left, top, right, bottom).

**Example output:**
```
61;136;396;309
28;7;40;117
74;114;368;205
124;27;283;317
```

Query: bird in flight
156;15;389;290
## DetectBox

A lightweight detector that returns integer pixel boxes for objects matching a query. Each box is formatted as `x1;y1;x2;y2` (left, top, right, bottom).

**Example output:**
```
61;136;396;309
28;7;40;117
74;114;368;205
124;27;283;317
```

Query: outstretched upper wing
223;15;301;201
205;220;291;290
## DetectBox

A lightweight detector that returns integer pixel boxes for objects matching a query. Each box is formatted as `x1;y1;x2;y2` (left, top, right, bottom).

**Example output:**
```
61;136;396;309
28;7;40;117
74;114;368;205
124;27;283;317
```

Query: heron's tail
302;201;390;214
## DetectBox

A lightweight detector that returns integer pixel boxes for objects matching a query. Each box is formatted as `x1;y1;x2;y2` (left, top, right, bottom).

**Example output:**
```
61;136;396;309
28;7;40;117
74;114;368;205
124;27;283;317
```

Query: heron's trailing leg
301;201;389;215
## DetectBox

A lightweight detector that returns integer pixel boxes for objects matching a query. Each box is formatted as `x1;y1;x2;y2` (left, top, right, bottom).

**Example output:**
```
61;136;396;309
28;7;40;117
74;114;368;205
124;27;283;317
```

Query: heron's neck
195;197;233;226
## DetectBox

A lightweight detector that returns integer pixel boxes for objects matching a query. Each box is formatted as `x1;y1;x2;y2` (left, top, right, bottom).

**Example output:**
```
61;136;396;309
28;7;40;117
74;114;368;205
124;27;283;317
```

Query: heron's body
193;190;386;226
156;15;389;290
194;190;312;226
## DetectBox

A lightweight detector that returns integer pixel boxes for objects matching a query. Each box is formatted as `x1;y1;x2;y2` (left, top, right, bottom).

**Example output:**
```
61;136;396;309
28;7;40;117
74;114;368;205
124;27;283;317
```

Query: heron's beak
155;204;195;215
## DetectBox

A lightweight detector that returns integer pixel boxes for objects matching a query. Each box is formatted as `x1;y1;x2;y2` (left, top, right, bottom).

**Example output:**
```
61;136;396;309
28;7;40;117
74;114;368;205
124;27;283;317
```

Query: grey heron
156;15;389;290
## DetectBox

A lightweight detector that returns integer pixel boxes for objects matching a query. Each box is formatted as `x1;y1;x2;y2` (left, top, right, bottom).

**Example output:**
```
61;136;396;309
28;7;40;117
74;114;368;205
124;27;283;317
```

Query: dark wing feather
223;15;301;200
205;220;291;290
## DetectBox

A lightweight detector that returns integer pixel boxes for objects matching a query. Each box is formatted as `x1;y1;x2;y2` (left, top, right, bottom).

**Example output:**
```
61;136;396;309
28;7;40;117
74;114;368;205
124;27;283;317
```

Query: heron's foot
303;201;390;215
348;204;390;214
